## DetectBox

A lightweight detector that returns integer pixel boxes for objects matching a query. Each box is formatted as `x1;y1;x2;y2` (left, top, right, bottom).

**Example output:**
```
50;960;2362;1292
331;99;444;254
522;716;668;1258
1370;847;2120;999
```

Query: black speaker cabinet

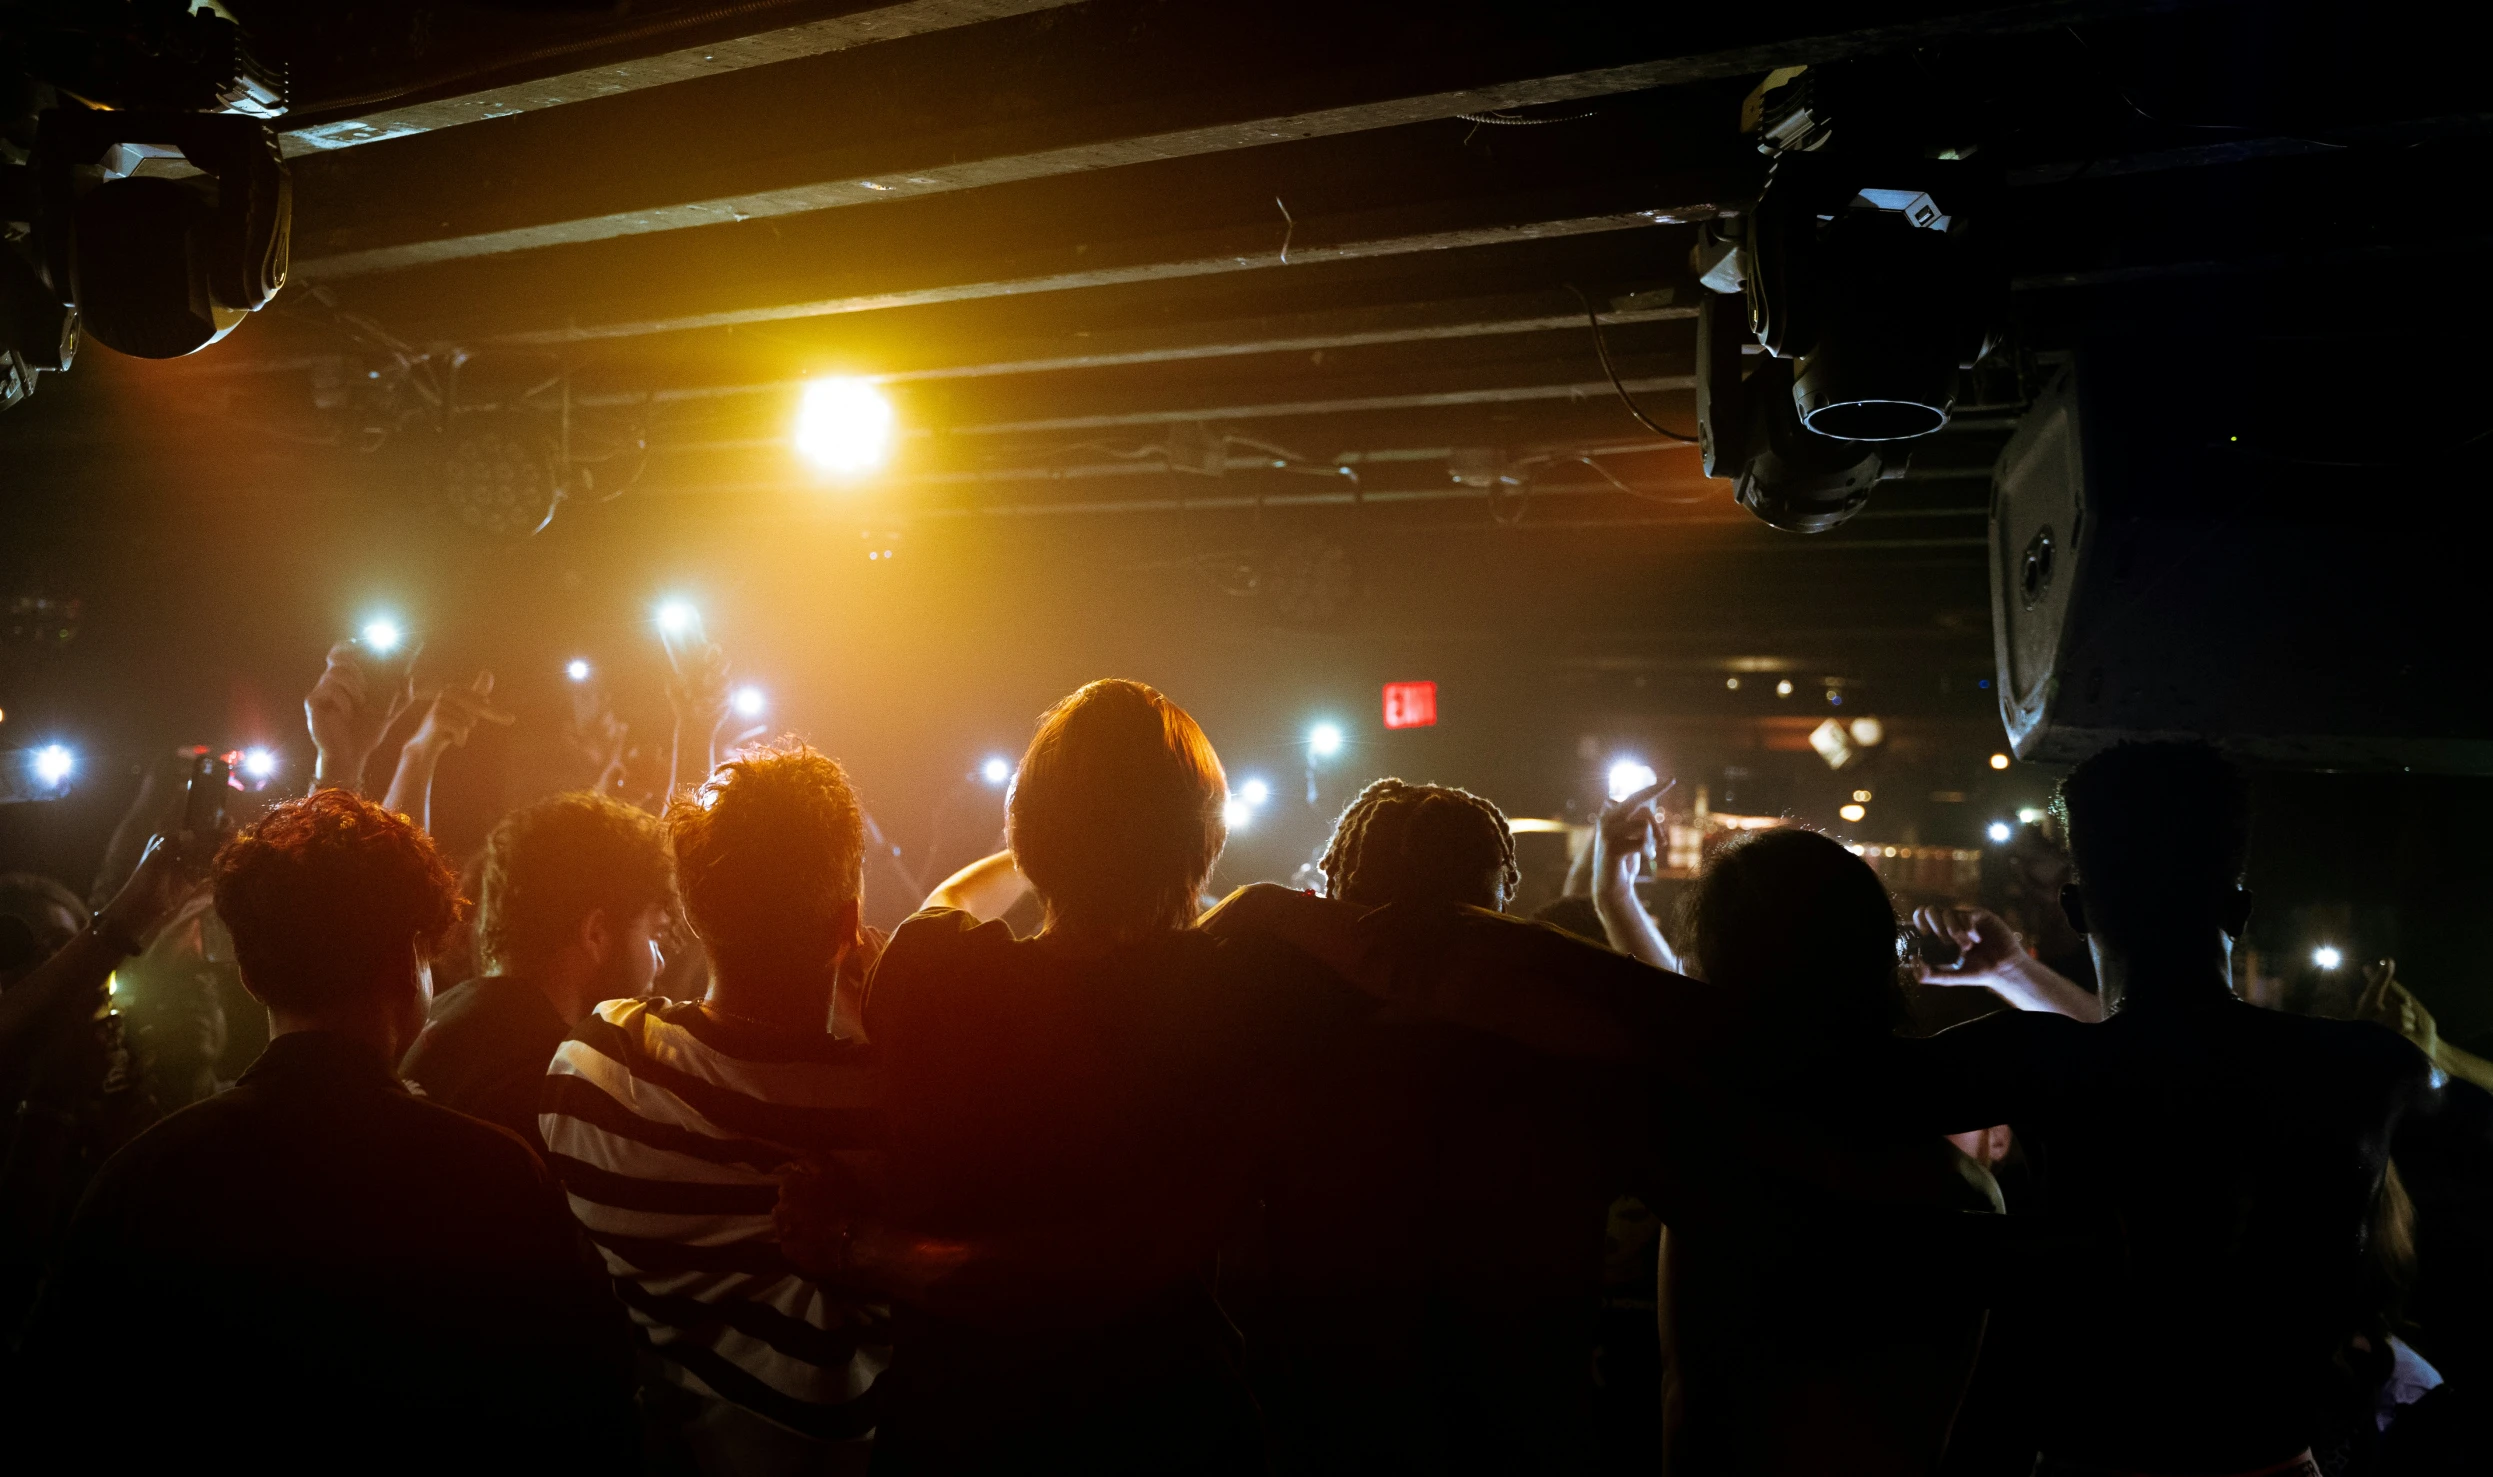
1989;347;2487;773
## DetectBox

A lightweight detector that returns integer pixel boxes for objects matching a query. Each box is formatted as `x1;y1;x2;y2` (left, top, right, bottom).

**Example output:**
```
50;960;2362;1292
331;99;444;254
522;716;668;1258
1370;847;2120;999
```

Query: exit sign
1382;681;1438;729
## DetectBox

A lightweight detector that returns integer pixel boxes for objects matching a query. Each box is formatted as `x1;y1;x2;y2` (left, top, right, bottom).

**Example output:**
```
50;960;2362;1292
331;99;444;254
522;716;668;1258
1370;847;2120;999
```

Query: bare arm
924;851;1031;922
1593;779;1681;971
305;641;415;794
1912;906;2103;1022
381;671;513;831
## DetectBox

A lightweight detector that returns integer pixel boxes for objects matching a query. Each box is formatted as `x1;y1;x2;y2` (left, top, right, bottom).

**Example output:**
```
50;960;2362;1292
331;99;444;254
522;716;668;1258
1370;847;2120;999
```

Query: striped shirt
541;997;886;1442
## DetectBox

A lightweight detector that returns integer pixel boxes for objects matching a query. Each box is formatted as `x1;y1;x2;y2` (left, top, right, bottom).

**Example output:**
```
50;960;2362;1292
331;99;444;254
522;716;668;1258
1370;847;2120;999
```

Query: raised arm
1912;906;2104;1022
305;640;415;795
1592;778;1681;972
382;670;514;831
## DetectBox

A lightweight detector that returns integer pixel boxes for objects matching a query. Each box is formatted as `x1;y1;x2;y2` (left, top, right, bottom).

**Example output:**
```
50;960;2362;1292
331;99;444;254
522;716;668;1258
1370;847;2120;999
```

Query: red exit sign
1382;681;1438;729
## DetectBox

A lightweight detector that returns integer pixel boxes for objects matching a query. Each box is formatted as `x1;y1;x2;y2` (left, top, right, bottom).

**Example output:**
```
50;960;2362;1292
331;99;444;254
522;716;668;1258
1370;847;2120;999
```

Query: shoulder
387;1081;557;1176
868;909;1021;1009
2270;1009;2432;1091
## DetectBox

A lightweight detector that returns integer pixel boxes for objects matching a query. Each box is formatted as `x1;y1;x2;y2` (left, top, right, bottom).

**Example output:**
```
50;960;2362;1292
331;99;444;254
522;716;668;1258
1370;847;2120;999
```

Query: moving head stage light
1698;64;2003;533
1;1;289;410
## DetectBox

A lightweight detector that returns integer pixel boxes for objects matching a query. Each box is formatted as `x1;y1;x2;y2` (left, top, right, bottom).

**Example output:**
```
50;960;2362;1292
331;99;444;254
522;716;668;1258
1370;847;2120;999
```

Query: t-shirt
20;1029;637;1468
540;997;886;1443
862;907;1363;1471
402;974;570;1153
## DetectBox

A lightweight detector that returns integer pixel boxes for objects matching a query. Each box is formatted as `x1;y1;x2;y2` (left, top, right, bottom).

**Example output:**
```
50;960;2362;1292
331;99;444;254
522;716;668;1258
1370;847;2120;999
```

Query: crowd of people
1;636;2488;1476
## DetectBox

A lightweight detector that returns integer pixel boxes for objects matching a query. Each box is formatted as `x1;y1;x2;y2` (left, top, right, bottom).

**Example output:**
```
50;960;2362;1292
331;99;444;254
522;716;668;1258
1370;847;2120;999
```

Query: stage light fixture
360;618;403;654
1240;777;1271;807
656;601;697;636
1987;820;2013;843
1607;760;1659;802
731;687;767;720
33;744;74;786
1839;803;1867;822
566;659;592;683
795;378;896;475
1988;753;2011;771
1309;722;1345;758
240;747;276;781
1224;795;1254;829
981;757;1012;786
2312;945;2343;971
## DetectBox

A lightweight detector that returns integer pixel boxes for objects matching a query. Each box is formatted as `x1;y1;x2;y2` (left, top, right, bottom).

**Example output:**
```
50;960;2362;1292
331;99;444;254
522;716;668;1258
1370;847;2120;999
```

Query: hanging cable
1567;284;1701;444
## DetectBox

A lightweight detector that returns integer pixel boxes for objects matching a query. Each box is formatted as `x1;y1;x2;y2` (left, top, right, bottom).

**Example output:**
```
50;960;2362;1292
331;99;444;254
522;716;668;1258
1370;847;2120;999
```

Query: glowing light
1839;803;1868;822
1987;820;2014;843
33;744;73;786
795;377;896;475
360;618;403;653
566;659;592;683
1240;777;1270;807
1725;676;1741;691
1223;796;1254;829
1989;752;2012;771
1775;679;1794;697
2312;945;2343;971
1848;716;1885;747
1309;722;1345;757
730;687;767;719
1607;759;1659;802
1852;789;1873;803
655;600;697;636
2017;806;2044;825
981;757;1012;786
241;747;277;781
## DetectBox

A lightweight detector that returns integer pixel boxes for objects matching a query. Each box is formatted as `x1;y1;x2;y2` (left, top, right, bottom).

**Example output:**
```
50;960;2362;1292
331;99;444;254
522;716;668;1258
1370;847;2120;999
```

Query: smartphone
182;751;233;835
1912;929;1964;970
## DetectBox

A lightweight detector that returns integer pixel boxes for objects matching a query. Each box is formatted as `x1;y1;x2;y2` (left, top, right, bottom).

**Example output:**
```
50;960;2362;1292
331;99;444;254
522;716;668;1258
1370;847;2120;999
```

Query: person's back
18;791;633;1468
1932;991;2421;1468
1851;742;2435;1474
538;743;887;1470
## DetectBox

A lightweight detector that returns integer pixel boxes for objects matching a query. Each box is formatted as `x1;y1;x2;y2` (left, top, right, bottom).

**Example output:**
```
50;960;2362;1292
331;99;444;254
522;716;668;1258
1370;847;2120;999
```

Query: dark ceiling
5;0;2491;1016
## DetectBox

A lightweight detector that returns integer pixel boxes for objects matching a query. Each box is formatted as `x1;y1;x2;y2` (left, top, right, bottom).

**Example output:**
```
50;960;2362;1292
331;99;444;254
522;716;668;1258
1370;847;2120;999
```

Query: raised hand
406;671;517;757
1592;778;1679;971
305;640;417;791
1910;905;2025;982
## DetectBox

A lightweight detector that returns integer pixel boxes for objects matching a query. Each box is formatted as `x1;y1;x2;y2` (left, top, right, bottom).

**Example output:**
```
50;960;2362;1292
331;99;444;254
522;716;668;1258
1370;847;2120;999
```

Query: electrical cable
1566;285;1701;444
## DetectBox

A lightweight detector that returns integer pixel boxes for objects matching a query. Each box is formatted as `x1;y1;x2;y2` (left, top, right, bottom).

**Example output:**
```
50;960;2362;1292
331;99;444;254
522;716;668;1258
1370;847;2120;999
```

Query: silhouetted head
0;872;88;988
212;789;463;1042
479;791;677;1003
1010;679;1227;941
2053;741;2252;959
667;740;863;981
1676;827;1902;1043
1320;779;1519;912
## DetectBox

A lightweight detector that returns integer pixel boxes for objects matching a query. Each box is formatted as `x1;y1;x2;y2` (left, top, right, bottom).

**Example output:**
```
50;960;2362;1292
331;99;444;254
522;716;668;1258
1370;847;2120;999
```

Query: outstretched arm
923;851;1031;923
1593;778;1680;971
1911;906;2102;1021
382;671;514;831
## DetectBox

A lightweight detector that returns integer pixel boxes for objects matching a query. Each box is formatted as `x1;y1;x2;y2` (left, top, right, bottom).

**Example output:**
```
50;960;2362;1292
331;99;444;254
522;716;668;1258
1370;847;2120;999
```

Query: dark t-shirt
863;907;1363;1471
18;1030;636;1467
401;974;570;1152
1848;989;2433;1471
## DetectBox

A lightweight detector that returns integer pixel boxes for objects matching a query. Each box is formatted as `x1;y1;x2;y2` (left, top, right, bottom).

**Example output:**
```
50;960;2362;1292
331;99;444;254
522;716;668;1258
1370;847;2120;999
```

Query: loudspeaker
1990;346;2486;773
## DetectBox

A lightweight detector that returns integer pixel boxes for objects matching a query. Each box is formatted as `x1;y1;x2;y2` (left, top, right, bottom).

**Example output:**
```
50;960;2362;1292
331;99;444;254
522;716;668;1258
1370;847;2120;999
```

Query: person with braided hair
1316;778;1520;913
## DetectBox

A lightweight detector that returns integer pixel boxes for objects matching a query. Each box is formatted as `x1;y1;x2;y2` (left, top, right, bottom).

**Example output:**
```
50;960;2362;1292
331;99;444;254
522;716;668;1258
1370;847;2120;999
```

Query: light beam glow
981;757;1012;786
1987;820;2014;843
1223;795;1254;829
795;378;897;475
2312;945;2343;970
1308;722;1345;757
566;659;592;682
656;600;697;636
33;744;74;786
241;747;277;781
360;618;403;653
1607;759;1659;803
730;687;767;719
1239;777;1270;807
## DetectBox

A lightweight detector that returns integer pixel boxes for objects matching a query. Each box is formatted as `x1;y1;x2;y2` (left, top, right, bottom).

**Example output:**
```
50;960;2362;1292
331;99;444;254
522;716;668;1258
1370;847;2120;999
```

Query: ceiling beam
280;1;1083;154
287;0;2189;277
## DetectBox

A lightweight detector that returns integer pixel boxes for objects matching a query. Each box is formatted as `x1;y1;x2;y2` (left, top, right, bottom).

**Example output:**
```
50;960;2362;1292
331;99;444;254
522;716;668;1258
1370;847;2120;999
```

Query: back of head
1009;679;1227;940
477;792;675;976
212;789;464;1015
666;740;863;977
1677;827;1902;1042
1;872;89;981
2054;740;2251;954
1320;779;1519;911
